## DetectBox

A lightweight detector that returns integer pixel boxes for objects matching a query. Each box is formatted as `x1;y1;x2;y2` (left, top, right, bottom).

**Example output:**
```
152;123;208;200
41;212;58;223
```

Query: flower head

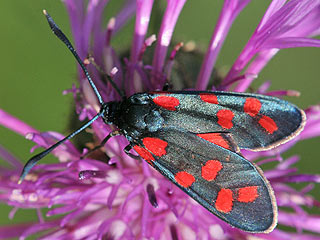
1;0;320;239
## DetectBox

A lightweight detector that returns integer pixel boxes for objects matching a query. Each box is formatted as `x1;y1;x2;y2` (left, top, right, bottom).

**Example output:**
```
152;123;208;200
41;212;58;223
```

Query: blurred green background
0;0;319;231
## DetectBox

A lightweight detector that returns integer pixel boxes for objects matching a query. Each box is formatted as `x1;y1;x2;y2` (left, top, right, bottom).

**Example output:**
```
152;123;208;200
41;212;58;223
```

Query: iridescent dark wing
147;91;305;151
132;127;277;233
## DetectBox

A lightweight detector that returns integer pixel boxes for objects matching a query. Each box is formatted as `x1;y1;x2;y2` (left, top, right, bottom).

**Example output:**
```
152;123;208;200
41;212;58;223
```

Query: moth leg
124;144;141;160
162;81;173;91
81;130;121;159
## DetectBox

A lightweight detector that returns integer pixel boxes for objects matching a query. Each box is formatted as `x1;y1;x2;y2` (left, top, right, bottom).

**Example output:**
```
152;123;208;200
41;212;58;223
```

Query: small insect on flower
19;10;306;233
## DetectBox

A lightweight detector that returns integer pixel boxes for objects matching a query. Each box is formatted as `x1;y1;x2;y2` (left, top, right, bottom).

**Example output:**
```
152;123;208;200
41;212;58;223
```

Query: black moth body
19;11;306;234
101;91;305;233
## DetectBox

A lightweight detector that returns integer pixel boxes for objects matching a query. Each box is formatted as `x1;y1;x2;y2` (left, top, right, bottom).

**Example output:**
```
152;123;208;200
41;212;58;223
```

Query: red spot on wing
175;171;195;188
217;109;234;129
153;96;179;111
201;160;223;181
133;145;154;164
200;93;218;104
244;98;261;117
215;189;233;213
237;186;259;203
259;115;278;134
143;137;168;157
197;133;230;150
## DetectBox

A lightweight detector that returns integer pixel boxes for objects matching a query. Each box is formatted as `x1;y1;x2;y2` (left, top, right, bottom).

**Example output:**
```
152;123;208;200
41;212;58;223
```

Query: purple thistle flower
1;0;320;239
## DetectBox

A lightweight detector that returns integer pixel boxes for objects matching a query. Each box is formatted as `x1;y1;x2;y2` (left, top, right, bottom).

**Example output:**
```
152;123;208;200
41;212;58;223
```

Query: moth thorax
101;101;120;124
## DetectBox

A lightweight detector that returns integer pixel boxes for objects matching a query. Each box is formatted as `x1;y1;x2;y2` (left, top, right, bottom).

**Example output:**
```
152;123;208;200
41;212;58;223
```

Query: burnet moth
19;11;306;233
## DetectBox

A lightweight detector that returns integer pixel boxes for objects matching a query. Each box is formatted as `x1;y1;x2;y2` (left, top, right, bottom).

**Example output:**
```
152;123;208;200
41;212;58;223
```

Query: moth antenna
19;112;104;184
19;10;110;183
42;10;104;105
